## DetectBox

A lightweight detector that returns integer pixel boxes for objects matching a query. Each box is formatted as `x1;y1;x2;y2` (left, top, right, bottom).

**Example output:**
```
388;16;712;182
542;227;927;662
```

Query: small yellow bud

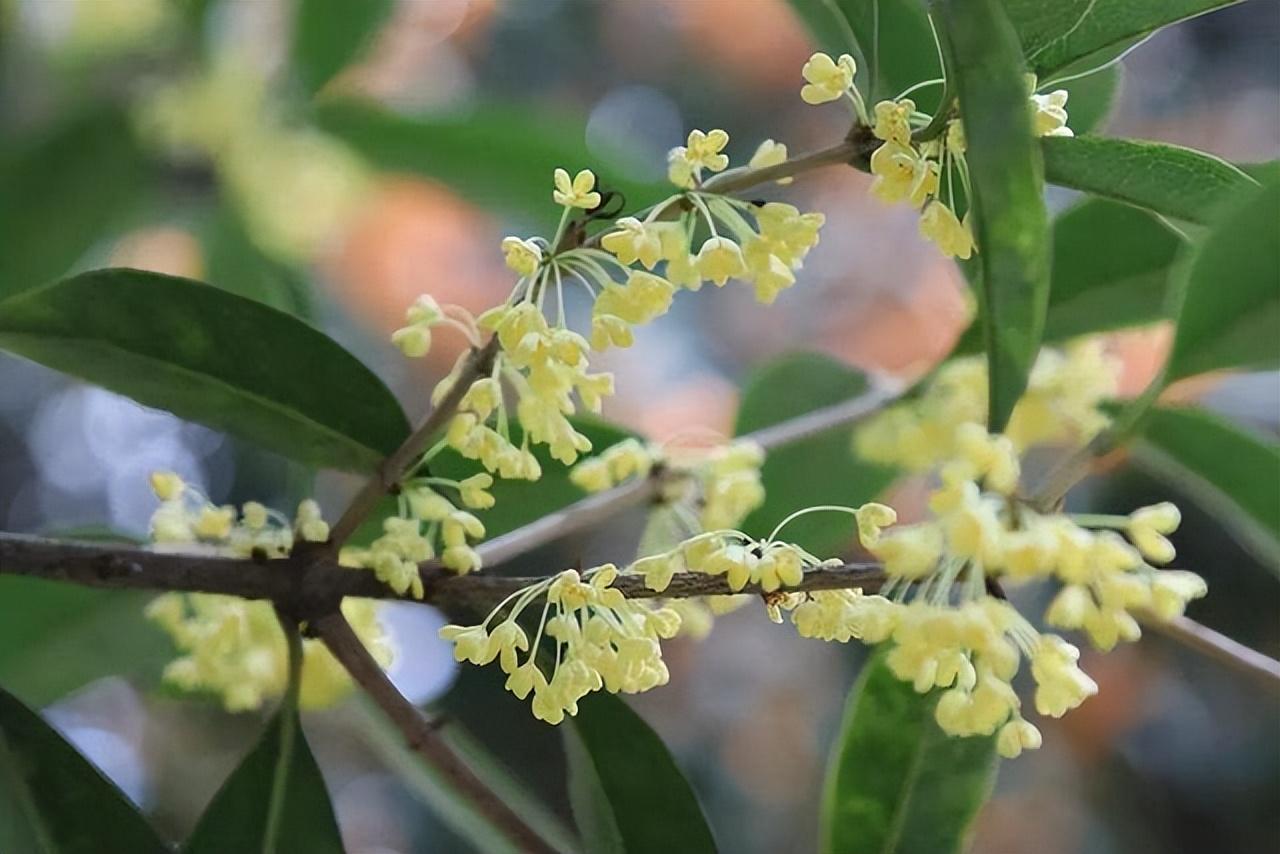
501;236;543;277
149;471;185;501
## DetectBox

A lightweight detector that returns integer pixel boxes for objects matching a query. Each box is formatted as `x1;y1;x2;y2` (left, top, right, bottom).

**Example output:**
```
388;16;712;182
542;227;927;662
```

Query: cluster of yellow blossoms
144;473;390;710
801;52;1073;260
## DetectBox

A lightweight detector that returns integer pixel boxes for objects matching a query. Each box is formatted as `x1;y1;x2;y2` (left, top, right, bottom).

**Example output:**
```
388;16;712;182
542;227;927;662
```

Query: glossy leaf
1059;66;1121;135
566;692;717;854
939;0;1050;432
184;711;344;853
0;107;150;302
0;686;167;854
1004;0;1243;80
786;0;943;109
291;0;393;95
1166;177;1280;380
1133;406;1280;570
315;99;659;231
822;654;998;854
0;269;409;472
952;198;1184;353
1042;136;1257;225
734;353;896;556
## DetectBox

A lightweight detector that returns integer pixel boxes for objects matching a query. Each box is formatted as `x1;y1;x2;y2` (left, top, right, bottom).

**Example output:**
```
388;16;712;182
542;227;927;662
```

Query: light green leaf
734;353;896;556
1133;406;1280;571
1042;136;1257;225
952;197;1184;353
1004;0;1243;80
785;0;943;108
0;269;409;472
183;710;344;854
566;692;717;854
291;0;393;95
1166;177;1280;380
821;653;997;854
0;686;168;854
314;99;660;231
939;0;1050;432
0;107;150;302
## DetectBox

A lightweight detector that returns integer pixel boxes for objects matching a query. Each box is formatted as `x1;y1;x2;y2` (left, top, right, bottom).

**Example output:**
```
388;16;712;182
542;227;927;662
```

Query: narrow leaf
939;0;1050;432
315;99;660;231
1004;0;1243;81
0;686;168;854
734;353;896;556
1166;176;1280;380
0;269;409;472
183;711;344;853
0;107;150;302
821;654;997;854
1133;406;1280;570
1042;135;1258;225
291;0;394;95
952;197;1184;352
566;693;717;854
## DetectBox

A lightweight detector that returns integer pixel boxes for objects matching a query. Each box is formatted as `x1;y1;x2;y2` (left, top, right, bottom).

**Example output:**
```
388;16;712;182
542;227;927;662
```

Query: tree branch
312;611;559;854
1141;611;1280;694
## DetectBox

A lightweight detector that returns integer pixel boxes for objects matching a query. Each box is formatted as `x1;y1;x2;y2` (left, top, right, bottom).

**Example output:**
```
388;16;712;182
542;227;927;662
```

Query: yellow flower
872;99;915;147
869;142;936;206
553;168;601;209
748;139;793;185
800;52;856;105
501;236;543;276
149;470;185;501
391;325;431;358
695;236;747;286
919;201;974;260
684;129;731;173
601;217;664;269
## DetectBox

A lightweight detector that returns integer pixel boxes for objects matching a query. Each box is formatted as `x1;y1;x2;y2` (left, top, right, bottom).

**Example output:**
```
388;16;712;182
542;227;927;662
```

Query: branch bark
312;611;559;854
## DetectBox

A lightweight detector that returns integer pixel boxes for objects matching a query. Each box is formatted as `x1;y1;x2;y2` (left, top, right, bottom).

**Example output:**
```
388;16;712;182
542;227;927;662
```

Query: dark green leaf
1133;406;1280;570
1238;160;1280;184
952;198;1184;353
0;107;150;302
566;692;717;854
1059;66;1121;135
314;99;659;231
1166;176;1280;380
786;0;943;109
1042;135;1257;225
821;654;997;854
291;0;393;95
939;0;1050;432
184;711;344;853
0;269;409;472
1004;0;1243;80
734;353;896;556
0;686;168;854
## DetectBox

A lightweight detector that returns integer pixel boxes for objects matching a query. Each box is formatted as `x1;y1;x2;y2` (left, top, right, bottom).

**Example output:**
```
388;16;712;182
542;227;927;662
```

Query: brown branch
313;611;559;854
328;337;501;549
1141;611;1280;694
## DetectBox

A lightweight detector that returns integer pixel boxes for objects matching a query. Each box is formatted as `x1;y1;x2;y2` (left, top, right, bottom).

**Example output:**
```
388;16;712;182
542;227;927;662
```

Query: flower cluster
798;52;1073;260
143;472;391;710
787;425;1204;757
438;565;681;724
855;340;1118;472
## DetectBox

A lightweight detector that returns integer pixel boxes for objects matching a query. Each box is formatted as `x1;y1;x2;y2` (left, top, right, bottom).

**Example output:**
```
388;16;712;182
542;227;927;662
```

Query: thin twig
1142;611;1280;694
313;611;559;854
328;338;500;549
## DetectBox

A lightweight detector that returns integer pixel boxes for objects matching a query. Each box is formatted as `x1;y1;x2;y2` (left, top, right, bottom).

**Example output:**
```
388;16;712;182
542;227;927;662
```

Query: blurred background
0;0;1277;851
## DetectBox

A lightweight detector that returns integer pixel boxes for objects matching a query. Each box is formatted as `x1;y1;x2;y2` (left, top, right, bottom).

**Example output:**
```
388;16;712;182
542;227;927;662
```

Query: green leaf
785;0;943;109
1133;406;1280;570
0;107;150;302
202;204;314;317
0;269;409;472
821;654;997;854
1059;66;1121;135
939;0;1050;432
291;0;393;96
565;692;717;854
183;710;344;854
314;99;660;231
1004;0;1243;80
952;198;1184;353
0;686;168;854
1042;136;1258;225
734;353;896;556
1164;176;1280;380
